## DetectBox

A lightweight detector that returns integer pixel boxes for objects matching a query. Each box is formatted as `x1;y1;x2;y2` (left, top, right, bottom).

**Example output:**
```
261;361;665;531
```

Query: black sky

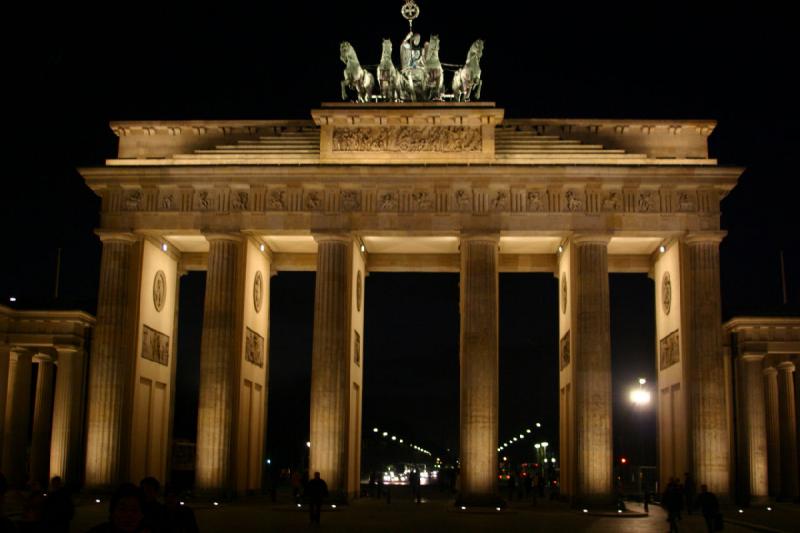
3;1;799;471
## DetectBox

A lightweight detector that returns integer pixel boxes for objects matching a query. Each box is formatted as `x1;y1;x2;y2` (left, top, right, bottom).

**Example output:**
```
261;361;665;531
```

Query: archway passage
361;273;460;495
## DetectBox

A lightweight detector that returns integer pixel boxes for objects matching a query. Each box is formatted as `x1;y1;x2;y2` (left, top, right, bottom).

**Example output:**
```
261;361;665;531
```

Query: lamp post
628;378;651;494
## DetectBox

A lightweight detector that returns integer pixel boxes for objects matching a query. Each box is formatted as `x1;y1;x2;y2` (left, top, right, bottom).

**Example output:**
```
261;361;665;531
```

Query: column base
455;493;505;508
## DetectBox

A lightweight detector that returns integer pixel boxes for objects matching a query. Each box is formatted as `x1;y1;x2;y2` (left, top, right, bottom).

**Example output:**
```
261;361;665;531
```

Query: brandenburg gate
75;101;741;505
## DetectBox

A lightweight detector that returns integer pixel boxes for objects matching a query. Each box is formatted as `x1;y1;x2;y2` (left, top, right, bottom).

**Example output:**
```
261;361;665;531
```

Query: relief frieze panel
378;191;399;211
659;330;680;370
564;190;585;212
142;325;170;366
332;126;482;153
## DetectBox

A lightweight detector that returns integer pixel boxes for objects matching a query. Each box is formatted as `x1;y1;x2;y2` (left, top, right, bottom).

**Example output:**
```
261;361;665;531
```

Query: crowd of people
661;473;722;533
0;473;198;533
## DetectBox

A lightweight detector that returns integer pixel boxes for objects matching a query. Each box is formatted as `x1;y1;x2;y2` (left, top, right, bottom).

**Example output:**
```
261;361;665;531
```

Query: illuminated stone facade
73;102;743;504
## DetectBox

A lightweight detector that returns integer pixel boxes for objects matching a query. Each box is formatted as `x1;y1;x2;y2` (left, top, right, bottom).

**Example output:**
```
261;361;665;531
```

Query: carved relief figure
269;190;287;210
332;126;481;152
245;327;265;367
231;191;248;211
197;191;211;210
454;189;472;210
142;325;170;366
677;192;695;211
601;191;621;211
126;190;142;210
411;191;433;210
527;191;545;212
560;331;571;370
341;190;362;211
659;330;680;370
160;193;175;210
152;271;166;312
379;191;399;210
662;271;672;316
305;190;323;210
638;191;657;212
491;190;509;211
565;190;584;212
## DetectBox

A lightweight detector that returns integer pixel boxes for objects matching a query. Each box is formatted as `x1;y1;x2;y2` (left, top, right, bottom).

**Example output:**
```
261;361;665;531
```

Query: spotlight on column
360;244;366;253
738;509;743;514
767;507;772;511
558;244;564;253
659;244;666;254
496;507;501;511
306;441;311;448
260;243;266;252
180;501;185;506
460;506;466;511
620;457;627;464
161;242;168;252
582;509;588;513
331;504;337;509
213;501;219;507
95;498;101;504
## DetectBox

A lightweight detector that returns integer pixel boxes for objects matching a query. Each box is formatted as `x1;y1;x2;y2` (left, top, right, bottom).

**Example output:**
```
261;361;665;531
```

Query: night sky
3;2;798;473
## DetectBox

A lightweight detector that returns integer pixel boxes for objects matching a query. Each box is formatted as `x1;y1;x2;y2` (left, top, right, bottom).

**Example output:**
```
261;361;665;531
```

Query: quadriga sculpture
452;39;484;102
377;39;412;102
340;41;375;102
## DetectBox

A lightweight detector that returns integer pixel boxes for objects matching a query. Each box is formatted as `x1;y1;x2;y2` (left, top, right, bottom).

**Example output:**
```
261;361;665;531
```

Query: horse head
340;41;356;64
470;39;484;60
381;39;393;61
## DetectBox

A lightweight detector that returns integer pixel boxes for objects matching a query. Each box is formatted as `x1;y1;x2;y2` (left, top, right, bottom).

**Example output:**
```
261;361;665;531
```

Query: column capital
571;233;612;246
684;231;727;245
459;232;500;244
203;232;244;243
312;232;353;244
739;353;766;362
763;366;778;377
54;345;81;355
777;361;796;373
95;231;139;243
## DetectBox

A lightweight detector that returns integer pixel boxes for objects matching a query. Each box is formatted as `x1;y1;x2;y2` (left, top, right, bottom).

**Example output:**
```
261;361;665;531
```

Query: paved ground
64;490;800;533
5;486;799;532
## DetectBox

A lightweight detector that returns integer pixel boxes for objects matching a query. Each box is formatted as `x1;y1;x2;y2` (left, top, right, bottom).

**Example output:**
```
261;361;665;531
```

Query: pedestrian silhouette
305;471;329;526
695;484;721;533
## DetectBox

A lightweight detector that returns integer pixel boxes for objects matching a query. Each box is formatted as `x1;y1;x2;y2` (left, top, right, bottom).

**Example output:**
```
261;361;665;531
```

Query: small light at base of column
495;507;501;511
460;506;466;510
582;508;588;513
95;498;101;504
766;506;772;511
331;504;337;509
213;501;219;507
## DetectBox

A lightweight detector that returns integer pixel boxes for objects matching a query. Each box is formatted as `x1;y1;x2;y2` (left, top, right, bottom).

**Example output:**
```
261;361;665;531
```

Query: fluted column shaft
684;235;729;494
85;234;138;488
50;347;87;486
196;235;243;493
777;362;798;499
736;355;768;500
0;345;10;457
572;236;613;505
30;360;55;486
309;236;352;496
763;367;780;497
2;349;33;486
459;236;499;503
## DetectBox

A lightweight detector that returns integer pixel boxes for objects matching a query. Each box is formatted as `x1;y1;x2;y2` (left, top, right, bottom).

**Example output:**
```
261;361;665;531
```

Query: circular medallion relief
356;270;363;312
662;271;672;316
561;273;568;314
153;270;166;312
253;271;264;313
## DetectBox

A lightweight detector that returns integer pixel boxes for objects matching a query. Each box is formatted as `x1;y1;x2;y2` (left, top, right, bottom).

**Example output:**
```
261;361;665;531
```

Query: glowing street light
630;378;652;406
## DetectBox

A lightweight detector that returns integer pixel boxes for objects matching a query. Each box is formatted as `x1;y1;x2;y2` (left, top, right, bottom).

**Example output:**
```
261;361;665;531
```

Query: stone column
458;235;499;505
735;355;769;501
85;233;139;489
2;348;33;487
763;366;780;497
309;235;352;499
195;235;243;494
776;362;798;500
0;344;10;457
683;234;729;494
571;235;613;505
50;347;88;486
29;360;55;487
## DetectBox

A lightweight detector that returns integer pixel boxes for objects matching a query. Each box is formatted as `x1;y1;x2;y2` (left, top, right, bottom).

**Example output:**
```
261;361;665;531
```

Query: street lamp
630;378;651;406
